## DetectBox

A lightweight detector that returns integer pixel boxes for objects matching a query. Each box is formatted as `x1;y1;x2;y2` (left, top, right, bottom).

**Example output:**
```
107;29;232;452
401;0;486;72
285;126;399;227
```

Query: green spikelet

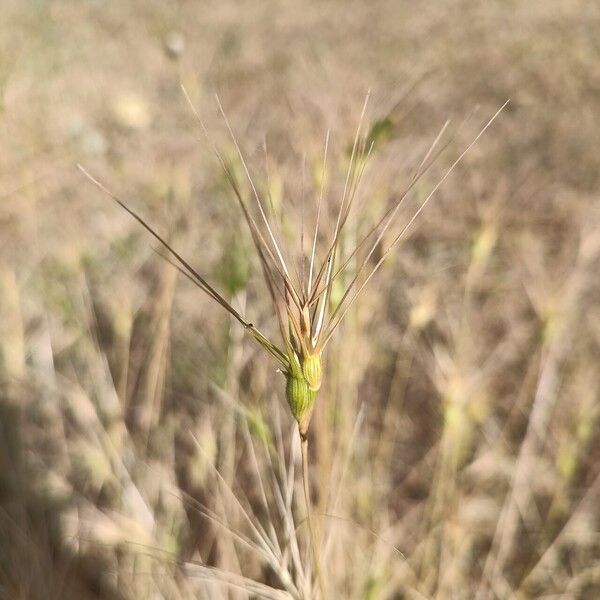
302;352;322;392
285;348;321;434
286;374;316;422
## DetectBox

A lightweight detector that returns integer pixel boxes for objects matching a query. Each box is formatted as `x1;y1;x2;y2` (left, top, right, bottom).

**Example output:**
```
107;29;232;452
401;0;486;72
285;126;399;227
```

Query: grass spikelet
79;90;507;598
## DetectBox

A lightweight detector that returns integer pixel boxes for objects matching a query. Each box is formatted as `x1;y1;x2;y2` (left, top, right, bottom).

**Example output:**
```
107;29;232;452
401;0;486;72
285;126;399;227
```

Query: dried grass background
1;1;600;598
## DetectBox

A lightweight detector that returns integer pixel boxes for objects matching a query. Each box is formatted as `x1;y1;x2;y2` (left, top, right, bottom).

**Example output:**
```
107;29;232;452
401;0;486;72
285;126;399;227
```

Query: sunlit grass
1;1;600;599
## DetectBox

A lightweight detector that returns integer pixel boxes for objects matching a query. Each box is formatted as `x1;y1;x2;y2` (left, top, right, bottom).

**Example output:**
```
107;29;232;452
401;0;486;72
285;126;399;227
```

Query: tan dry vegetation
1;1;600;599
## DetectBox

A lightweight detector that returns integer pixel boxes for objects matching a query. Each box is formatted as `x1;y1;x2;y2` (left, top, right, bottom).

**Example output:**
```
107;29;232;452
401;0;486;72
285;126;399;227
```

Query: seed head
302;352;322;392
286;372;317;436
82;89;507;438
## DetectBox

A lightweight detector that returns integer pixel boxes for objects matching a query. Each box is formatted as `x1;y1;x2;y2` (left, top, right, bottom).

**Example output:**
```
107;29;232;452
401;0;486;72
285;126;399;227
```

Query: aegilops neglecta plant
79;89;506;597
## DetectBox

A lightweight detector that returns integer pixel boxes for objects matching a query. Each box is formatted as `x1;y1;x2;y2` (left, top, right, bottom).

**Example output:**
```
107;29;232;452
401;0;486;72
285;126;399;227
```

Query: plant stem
300;429;327;600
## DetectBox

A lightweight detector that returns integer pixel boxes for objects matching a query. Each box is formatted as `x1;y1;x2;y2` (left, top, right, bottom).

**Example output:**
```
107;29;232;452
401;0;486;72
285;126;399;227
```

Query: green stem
300;429;327;600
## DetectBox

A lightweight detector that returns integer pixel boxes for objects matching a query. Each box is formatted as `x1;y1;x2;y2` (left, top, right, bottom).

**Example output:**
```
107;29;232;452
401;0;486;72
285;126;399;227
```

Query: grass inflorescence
78;88;507;598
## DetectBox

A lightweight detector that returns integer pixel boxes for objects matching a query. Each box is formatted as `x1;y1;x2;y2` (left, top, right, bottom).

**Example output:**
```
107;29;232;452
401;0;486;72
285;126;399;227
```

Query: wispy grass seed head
79;91;507;438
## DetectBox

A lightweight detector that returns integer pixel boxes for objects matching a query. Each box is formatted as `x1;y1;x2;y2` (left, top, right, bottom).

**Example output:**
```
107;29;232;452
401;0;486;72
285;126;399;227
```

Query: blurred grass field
1;1;600;598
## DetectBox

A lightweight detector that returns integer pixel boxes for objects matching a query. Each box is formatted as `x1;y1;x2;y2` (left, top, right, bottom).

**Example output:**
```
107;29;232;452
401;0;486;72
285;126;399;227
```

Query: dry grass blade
320;100;510;348
77;164;289;368
183;563;296;600
180;86;303;313
306;93;372;316
308;130;331;297
215;94;295;285
308;119;451;310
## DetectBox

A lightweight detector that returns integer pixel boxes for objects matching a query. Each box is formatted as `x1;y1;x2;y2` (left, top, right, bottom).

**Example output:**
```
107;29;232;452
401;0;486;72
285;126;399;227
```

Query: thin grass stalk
300;431;327;600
